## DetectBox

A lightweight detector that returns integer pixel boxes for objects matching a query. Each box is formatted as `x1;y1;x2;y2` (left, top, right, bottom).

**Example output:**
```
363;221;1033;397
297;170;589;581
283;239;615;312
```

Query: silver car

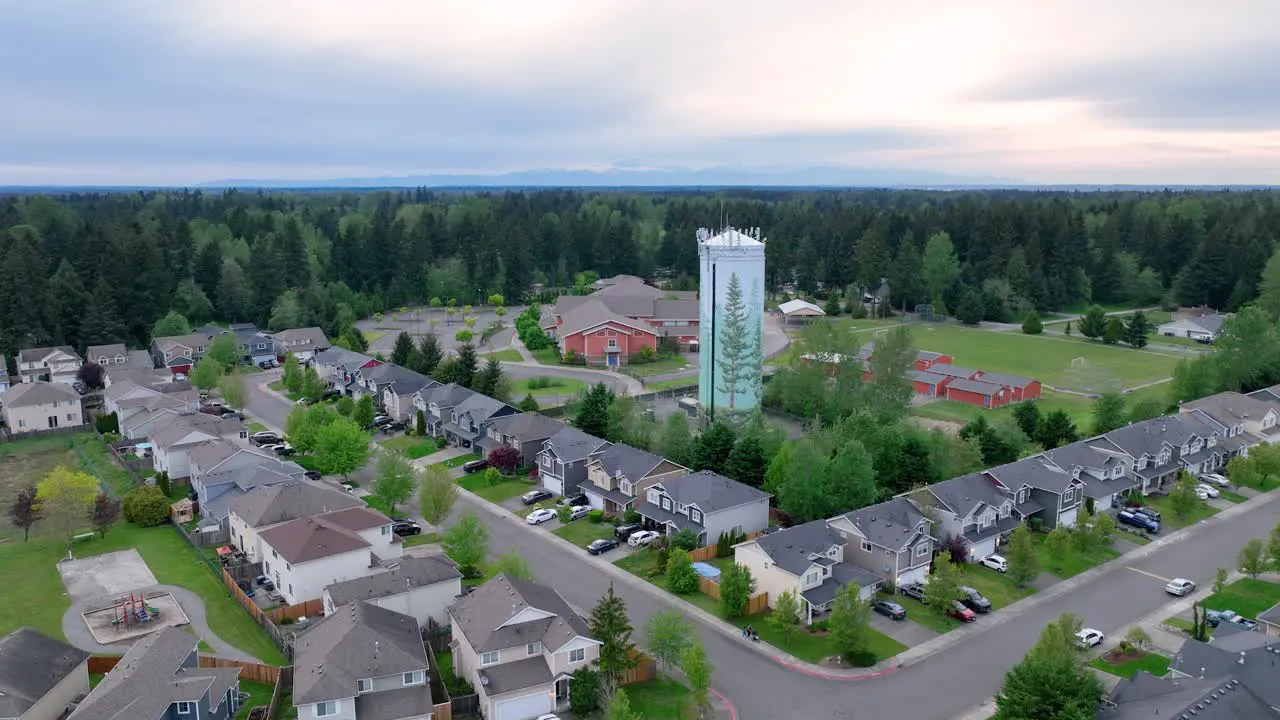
1165;578;1196;596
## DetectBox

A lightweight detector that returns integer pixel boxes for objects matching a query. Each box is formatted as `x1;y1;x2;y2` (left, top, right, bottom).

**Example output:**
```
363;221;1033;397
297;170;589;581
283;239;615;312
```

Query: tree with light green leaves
312;419;371;480
189;356;221;390
993;613;1103;720
206;333;240;371
282;353;303;392
217;369;246;410
643;610;692;674
828;584;874;665
769;589;802;646
371;450;416;514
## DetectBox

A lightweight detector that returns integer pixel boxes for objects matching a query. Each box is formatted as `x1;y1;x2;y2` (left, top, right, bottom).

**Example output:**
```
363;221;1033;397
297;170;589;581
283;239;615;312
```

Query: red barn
908;369;952;398
928;364;982;382
915;350;954;371
946;378;1016;408
973;372;1042;402
555;301;659;367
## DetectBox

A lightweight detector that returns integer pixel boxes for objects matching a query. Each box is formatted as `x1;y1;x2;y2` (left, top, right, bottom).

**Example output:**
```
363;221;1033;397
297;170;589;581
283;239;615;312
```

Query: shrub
588;509;604;524
122;485;170;527
102;431;121;444
568;668;599;715
557;506;572;524
622;508;641;525
436;436;448;449
155;472;171;498
671;527;699;552
665;549;699;594
95;412;119;434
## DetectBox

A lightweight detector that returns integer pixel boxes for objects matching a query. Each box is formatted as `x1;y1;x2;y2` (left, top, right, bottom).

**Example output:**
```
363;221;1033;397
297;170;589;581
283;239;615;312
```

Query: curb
889;489;1280;671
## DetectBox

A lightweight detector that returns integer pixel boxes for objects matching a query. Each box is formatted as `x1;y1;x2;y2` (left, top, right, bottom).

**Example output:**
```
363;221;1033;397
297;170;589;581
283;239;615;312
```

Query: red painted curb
770;655;900;680
710;688;738;720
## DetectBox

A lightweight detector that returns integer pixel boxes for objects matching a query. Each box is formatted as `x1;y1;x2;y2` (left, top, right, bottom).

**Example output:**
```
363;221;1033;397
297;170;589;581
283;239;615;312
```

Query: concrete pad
59;549;158;601
870;612;940;648
81;592;189;644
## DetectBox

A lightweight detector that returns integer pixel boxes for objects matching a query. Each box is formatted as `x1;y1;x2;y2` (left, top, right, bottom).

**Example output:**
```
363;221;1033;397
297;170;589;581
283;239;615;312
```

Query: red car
946;601;977;623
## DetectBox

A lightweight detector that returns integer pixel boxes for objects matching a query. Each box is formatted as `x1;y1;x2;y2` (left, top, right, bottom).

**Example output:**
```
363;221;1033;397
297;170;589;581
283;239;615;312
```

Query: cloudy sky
2;0;1278;185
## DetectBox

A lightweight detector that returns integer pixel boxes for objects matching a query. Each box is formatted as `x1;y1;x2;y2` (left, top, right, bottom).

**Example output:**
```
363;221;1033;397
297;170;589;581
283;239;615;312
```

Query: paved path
61;583;261;662
498;360;643;396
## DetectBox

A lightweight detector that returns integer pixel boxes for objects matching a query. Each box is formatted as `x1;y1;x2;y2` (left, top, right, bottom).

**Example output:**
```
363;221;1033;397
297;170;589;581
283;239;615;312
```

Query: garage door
1059;507;1079;528
970;537;997;562
898;566;929;588
493;691;552;720
543;475;564;495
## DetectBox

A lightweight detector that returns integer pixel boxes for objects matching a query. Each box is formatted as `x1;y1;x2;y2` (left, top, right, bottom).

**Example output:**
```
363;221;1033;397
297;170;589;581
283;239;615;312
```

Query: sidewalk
499;359;646;396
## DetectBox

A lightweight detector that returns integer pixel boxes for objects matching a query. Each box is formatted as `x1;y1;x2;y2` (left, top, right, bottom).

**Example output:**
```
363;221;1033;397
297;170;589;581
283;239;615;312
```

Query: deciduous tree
829;584;874;666
1239;537;1267;578
371;450;416;514
993;613;1103;720
353;395;376;429
643;610;691;674
718;563;756;619
1091;392;1127;435
419;465;458;525
487;445;520;475
9;485;41;541
37;466;100;541
680;639;714;720
312;419;371;480
90;492;120;538
442;511;488;577
1021;311;1043;335
151;310;192;339
492;549;534;580
189;356;221;390
691;421;736;473
1168;471;1201;520
1078;305;1108;339
218;369;246;410
1006;525;1039;587
770;589;802;646
665;549;698;594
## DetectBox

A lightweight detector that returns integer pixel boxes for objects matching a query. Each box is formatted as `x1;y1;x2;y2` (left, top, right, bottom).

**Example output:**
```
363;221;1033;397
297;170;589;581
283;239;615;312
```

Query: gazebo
169;498;194;525
777;298;826;325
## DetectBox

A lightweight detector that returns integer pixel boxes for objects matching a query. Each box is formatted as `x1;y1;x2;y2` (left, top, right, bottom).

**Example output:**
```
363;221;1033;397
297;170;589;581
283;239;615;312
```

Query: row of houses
150;325;330;376
802;341;1043;409
729;386;1280;627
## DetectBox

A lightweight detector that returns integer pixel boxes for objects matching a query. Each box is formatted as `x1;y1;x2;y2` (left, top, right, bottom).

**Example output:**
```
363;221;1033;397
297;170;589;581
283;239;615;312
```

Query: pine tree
589;584;637;693
1124;311;1150;348
80;276;127;347
391;331;415;366
472;357;504;397
575;383;613;438
412;333;443;375
1103;316;1124;344
455;344;478;388
691;421;736;473
723;434;766;487
46;260;88;348
713;272;757;413
1077;305;1108;339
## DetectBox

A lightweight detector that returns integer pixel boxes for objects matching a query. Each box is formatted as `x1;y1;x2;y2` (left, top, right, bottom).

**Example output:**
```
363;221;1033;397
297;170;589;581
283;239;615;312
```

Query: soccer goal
1070;357;1089;370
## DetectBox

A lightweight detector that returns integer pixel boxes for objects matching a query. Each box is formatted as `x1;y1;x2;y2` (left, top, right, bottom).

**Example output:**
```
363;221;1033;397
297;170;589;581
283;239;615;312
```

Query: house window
661;497;671;511
620;481;633;495
481;651;500;666
690;509;702;523
403;670;424;685
647;489;660;504
915;544;929;558
804;571;819;585
860;539;872;553
381;525;390;536
176;701;194;714
1063;488;1073;503
358;678;371;693
1017;489;1027;504
316;701;338;717
1112;466;1123;478
677;503;686;513
197;346;205;353
527;642;542;656
608;338;618;349
256;343;266;350
66;413;76;421
827;547;838;558
569;648;586;663
1000;504;1010;518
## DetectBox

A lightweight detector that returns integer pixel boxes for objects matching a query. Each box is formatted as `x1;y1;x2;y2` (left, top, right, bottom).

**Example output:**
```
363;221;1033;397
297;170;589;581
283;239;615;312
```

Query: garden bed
1089;649;1170;678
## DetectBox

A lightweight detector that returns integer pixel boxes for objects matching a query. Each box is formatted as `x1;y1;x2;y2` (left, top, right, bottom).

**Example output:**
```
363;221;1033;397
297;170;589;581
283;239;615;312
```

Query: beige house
580;443;686;513
449;575;600;720
0;628;90;720
0;381;84;434
15;346;82;385
269;327;330;362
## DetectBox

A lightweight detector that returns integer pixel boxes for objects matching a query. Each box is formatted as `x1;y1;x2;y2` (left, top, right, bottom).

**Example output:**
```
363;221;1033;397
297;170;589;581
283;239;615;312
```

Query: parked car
1075;628;1105;648
380;421;406;433
1196;483;1220;498
587;538;619;555
250;433;282;446
899;584;928;603
568;505;591;522
303;470;322;481
1133;506;1162;523
959;586;992;614
219;410;244;421
462;459;489;473
372;415;392;426
321;389;343;401
871;599;907;621
341;481;357;493
627;530;660;547
272;443;296;456
615;524;644;541
521;489;554;506
526;508;557;525
946;601;977;623
558;493;589;507
979;555;1009;573
1165;578;1196;596
1117;509;1161;533
1201;473;1230;487
392;520;422;537
295;397;313;406
1206;609;1258;630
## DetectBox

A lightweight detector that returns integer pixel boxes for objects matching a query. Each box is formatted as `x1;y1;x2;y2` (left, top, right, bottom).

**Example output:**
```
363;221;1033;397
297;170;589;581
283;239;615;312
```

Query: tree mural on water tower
716;273;752;410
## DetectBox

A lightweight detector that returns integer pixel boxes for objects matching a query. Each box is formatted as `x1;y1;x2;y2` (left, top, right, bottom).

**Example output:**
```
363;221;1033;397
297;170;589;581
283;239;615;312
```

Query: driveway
240;382;1280;720
869;613;940;648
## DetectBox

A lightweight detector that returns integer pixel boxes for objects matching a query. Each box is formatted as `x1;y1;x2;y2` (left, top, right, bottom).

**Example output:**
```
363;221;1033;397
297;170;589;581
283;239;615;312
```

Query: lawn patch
434;651;477;698
552;521;616;548
362;330;386;344
1202;578;1280;619
481;348;523;363
1164;617;1195;634
1090;649;1171;678
378;435;437;459
431;453;480;472
402;532;440;548
234;680;276;719
620;356;693;378
1220;490;1249;504
363;496;407;519
1034;535;1120;578
246;422;268;434
530;347;562;365
509;376;586;400
626;678;693;719
644;377;699;392
959;567;1036;609
457;473;532;503
1145;495;1219;529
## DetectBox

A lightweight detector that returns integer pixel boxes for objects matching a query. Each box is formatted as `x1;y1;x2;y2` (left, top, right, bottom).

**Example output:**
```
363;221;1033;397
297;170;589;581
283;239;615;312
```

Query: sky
2;0;1278;186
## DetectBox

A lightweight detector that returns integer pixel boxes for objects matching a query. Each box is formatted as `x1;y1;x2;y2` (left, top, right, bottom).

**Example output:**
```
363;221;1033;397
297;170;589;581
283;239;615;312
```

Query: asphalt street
244;380;1280;720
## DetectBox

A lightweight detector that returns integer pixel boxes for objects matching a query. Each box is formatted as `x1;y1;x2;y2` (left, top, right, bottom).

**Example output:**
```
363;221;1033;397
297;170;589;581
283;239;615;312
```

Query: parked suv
1117;509;1161;533
615;524;644;541
899;584;928;603
1133;506;1161;523
959;586;992;613
462;459;488;473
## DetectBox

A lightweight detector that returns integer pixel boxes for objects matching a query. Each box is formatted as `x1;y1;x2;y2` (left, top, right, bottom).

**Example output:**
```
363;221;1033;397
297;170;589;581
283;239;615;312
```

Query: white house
15;346;82;385
151;415;246;479
228;481;365;563
323;554;463;627
258;507;401;605
1157;312;1229;341
268;327;330;362
0;382;85;434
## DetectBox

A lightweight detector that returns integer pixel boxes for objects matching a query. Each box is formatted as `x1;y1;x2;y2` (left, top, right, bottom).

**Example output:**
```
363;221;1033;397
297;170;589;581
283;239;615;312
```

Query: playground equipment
109;591;162;631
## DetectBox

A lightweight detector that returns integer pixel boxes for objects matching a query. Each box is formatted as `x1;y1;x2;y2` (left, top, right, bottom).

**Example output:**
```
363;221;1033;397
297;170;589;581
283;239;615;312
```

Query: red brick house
552;299;659;367
544;276;700;350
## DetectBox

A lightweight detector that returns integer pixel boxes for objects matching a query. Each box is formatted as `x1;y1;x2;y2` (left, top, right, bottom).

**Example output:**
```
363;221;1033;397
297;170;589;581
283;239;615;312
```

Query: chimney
1239;651;1245;665
375;641;380;658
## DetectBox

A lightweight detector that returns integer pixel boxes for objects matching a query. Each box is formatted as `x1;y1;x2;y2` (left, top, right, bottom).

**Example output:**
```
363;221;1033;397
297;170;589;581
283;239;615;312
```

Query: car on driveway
959;586;992;613
521;489;554;506
627;530;660;547
1117;509;1161;533
1196;483;1220;498
525;508;557;525
946;601;977;623
271;442;296;456
587;538;619;555
558;493;589;507
568;505;591;522
615;524;644;541
250;432;282;446
1076;628;1105;648
1133;506;1161;523
979;554;1008;573
899;584;928;603
303;470;322;481
462;459;488;473
379;421;406;433
372;415;392;426
1201;473;1230;487
871;599;907;620
1206;609;1258;630
1165;578;1196;596
392;520;421;537
341;481;357;493
1194;486;1212;501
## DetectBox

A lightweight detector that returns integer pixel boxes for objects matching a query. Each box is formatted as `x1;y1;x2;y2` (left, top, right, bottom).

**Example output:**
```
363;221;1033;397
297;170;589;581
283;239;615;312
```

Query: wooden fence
220;568;291;658
687;531;765;562
424;639;460;720
267;599;324;624
199;656;284;685
88;655;122;674
267;665;293;720
175;520;230;547
619;650;657;686
696;577;769;615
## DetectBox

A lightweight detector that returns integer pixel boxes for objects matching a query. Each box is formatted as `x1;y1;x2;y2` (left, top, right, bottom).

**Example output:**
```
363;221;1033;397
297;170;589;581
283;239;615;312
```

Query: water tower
697;227;766;421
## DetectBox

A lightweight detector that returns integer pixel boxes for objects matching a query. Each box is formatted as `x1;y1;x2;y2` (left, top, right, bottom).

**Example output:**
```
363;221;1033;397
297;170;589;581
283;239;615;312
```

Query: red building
946;378;1017;408
543;275;700;350
908;369;953;398
551;299;659;367
972;372;1042;402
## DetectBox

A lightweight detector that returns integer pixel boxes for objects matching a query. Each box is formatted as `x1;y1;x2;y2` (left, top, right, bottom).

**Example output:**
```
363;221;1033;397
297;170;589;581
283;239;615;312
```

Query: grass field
1145;494;1218;529
911;382;1174;431
1035;535;1120;578
361;330;386;344
552;520;615;548
234;680;276;719
429;453;480;472
644;377;699;391
1202;578;1280;618
509;376;587;399
481;348;523;363
1090;651;1171;678
378;434;438;459
457;472;533;503
900;324;1181;391
0;434;137;537
621;356;694;378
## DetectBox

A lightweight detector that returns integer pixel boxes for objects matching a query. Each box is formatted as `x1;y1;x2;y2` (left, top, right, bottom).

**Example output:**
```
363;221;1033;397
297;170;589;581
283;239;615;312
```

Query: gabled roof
17;345;79;364
230;480;364;528
311;346;375;369
777;299;825;316
927;472;1009;519
591;442;669;481
485;412;566;444
257;515;373;564
293;602;428;705
1100;672;1272;720
325;555;462;607
151;414;243;450
419;382;474;408
749;520;845;576
187;440;246;470
363;363;435;395
836;497;931;551
0;380;80;407
1184;392;1278;427
271;327;330;348
984;455;1076;494
947;378;1007;397
86;343;128;359
449;575;594;653
928;364;981;379
452;392;514;424
975;371;1036;388
1162;637;1280;711
152;332;214;353
906;369;948;386
0;628;90;718
1043;438;1125;474
1161;313;1229;334
648;470;770;514
1104;415;1215;459
69;625;238;720
555;298;656;337
651;298;699;320
542;426;610;464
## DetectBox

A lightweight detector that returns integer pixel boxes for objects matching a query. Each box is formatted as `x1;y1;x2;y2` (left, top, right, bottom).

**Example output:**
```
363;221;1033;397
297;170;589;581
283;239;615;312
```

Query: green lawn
1220;490;1249;504
624;678;693;720
1165;617;1195;633
378;434;437;459
235;680;277;719
531;347;562;365
1202;578;1280;618
1144;494;1219;529
402;532;440;548
621;356;693;378
886;324;1181;392
509;376;587;399
267;381;303;402
481;348;523;363
615;550;905;665
1034;535;1121;578
959;566;1036;609
363;496;407;519
0;523;286;664
362;330;386;344
1090;651;1171;678
644;377;699;392
457;473;533;503
913;382;1174;432
430;453;480;472
552;520;616;548
246;422;268;434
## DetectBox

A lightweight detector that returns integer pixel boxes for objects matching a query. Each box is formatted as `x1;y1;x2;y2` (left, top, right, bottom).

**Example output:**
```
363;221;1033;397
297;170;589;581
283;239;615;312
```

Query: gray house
292;601;432;720
1103;415;1224;495
0;628;89;720
1043;438;1138;512
982;455;1085;530
69;626;241;720
413;384;475;439
924;472;1020;563
323;554;463;628
827;496;936;589
444;393;518;449
634;470;770;546
188;441;307;525
537;427;611;497
229;324;277;366
475;413;566;468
